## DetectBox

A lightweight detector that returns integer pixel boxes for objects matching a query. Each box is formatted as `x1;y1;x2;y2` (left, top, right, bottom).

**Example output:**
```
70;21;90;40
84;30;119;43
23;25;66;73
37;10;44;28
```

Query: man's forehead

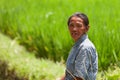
70;16;83;23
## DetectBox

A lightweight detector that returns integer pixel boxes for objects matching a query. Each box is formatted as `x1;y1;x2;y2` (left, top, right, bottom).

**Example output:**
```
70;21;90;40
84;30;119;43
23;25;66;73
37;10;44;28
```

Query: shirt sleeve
74;48;97;80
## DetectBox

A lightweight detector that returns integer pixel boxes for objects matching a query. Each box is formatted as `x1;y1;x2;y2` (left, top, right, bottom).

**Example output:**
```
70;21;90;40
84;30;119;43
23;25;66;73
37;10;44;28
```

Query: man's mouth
72;32;78;37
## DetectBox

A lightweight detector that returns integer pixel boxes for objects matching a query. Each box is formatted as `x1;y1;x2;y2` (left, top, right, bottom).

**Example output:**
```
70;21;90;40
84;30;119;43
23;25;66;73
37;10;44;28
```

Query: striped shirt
65;34;98;80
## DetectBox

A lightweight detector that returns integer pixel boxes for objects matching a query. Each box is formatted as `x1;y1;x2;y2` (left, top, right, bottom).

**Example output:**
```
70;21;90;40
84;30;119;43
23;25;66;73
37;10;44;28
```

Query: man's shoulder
80;38;95;49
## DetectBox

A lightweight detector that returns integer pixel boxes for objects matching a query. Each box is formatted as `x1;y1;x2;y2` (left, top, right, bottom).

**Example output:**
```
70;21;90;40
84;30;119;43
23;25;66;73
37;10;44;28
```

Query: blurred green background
0;0;120;80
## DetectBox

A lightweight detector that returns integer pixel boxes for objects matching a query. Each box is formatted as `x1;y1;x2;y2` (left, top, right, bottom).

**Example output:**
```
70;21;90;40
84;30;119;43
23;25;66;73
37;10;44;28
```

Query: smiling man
61;12;98;80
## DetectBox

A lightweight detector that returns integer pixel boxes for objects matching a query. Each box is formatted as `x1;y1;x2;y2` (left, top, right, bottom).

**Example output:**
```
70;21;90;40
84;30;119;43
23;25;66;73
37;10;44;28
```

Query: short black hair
67;12;89;26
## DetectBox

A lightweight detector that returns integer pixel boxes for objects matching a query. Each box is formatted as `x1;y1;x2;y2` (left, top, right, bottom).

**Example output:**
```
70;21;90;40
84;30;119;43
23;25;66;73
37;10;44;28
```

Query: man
61;12;98;80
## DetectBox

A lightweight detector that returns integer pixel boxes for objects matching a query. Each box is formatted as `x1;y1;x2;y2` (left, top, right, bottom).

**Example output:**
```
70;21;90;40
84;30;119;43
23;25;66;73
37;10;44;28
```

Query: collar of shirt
73;34;88;47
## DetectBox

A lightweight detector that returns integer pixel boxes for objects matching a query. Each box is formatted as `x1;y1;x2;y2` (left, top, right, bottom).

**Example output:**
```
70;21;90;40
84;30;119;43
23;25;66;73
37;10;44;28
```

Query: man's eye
77;24;82;27
69;24;74;27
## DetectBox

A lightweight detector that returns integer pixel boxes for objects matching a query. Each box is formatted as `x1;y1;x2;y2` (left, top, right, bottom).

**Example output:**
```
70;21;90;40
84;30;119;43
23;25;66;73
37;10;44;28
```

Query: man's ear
86;25;90;32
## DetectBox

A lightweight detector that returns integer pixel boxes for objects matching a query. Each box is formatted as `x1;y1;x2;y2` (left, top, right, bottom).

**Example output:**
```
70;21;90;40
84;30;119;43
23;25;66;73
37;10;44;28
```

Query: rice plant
0;0;120;70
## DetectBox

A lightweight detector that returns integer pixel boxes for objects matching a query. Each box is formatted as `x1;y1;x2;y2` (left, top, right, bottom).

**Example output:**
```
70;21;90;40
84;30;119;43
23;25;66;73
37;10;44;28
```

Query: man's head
68;12;89;42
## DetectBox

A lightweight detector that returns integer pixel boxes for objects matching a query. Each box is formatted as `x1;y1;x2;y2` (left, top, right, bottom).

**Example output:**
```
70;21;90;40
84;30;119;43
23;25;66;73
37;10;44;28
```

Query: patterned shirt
65;34;98;80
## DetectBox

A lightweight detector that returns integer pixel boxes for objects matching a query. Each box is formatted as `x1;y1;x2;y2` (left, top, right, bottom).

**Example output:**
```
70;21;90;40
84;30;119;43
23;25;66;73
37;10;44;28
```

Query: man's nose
73;26;77;31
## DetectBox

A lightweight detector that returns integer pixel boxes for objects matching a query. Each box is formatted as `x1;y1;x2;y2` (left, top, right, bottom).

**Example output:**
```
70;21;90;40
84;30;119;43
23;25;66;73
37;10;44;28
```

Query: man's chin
72;38;79;42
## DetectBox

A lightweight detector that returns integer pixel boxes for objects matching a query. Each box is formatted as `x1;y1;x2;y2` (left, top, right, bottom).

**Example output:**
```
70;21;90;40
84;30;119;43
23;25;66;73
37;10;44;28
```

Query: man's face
68;16;88;42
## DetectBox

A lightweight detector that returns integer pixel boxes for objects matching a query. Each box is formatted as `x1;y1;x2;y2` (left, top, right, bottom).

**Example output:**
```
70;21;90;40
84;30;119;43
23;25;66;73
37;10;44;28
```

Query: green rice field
0;0;120;76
